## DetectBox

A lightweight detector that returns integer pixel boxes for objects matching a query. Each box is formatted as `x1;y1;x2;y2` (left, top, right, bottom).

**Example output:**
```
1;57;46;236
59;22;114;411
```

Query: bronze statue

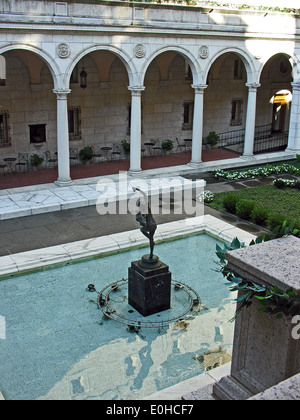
133;187;157;260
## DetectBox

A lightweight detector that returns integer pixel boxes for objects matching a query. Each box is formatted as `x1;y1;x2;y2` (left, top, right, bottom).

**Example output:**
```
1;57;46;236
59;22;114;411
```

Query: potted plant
121;139;130;154
79;146;93;164
30;154;44;170
206;131;219;148
161;139;174;154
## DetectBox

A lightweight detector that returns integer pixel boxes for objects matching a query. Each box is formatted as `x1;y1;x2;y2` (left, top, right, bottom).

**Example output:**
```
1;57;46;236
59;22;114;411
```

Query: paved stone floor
0;170;284;257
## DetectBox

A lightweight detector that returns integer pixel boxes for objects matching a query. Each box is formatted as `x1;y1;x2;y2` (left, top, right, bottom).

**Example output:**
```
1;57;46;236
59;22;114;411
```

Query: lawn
208;184;300;230
290;159;300;170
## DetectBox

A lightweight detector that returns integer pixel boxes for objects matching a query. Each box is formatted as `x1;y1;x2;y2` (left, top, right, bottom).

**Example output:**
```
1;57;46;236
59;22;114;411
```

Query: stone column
53;89;72;186
0;55;6;79
190;85;207;167
243;83;260;158
213;236;300;400
128;86;145;174
286;82;300;153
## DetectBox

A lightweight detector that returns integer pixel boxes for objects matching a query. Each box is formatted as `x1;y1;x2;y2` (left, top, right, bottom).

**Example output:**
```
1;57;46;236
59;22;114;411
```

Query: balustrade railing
218;123;288;154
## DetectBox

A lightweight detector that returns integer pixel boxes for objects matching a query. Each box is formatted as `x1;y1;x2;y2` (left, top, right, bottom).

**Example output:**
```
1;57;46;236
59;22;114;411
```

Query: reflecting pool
0;233;236;400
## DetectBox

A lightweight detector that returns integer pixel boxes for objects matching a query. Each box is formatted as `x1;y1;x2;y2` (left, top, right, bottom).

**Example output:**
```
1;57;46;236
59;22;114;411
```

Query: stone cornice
0;1;298;40
0;21;298;43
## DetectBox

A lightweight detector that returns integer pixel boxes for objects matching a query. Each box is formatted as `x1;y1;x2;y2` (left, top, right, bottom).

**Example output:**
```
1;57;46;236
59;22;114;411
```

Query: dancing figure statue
133;187;157;260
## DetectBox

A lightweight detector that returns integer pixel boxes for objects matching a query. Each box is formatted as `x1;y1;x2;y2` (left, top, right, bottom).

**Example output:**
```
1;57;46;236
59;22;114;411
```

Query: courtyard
0;0;299;402
0;150;299;400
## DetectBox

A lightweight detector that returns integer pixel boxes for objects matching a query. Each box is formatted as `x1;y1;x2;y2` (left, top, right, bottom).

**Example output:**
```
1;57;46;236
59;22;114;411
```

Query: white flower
198;190;215;203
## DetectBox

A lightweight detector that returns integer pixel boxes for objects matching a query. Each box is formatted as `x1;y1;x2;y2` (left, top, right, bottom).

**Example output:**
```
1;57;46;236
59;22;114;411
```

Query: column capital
291;81;300;91
246;83;261;92
191;84;208;93
53;88;72;99
128;86;145;96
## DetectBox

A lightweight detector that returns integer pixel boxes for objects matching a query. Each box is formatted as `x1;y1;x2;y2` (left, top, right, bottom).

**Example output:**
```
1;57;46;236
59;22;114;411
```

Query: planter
161;139;174;155
30;154;45;170
79;146;93;164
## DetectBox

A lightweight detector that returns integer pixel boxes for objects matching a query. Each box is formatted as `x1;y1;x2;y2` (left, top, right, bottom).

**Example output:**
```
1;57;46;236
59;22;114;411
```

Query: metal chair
183;138;192;151
144;140;155;157
44;151;58;168
3;158;16;174
100;146;112;161
111;144;121;161
15;153;29;172
152;139;163;156
0;162;7;175
69;148;78;166
92;146;102;163
176;137;187;152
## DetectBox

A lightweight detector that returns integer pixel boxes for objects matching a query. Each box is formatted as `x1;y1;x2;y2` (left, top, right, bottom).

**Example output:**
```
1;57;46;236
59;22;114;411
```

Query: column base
55;178;73;187
285;148;300;155
240;154;255;160
213;375;254;400
188;160;203;169
128;169;143;176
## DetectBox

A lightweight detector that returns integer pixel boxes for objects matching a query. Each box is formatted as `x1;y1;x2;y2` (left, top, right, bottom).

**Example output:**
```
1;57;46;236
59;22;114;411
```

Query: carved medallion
199;46;209;59
134;44;146;59
57;43;71;59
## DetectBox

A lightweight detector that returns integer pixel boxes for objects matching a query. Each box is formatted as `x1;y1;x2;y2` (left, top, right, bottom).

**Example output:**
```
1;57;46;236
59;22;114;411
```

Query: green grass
209;184;300;225
292;160;300;170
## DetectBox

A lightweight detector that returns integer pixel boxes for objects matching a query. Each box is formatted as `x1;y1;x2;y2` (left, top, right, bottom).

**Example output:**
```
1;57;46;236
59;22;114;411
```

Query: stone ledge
249;373;300;400
226;236;300;293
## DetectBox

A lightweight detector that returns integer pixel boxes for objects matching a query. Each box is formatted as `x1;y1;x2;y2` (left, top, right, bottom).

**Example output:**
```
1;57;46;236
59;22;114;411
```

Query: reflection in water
37;300;234;400
0;234;236;400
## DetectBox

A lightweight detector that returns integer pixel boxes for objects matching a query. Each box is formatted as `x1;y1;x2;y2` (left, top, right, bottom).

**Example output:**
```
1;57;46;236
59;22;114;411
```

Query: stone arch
204;47;256;85
259;51;299;83
140;45;202;86
0;43;60;89
65;45;137;88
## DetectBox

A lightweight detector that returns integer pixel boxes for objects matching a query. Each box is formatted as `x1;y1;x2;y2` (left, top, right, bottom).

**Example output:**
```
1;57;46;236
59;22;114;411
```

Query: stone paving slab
0;176;205;221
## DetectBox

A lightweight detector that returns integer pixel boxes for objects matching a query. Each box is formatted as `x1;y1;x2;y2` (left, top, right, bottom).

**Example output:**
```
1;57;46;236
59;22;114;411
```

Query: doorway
272;90;292;133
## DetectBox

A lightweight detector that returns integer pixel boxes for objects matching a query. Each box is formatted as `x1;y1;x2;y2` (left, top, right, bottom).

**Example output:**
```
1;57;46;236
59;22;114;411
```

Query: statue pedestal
128;255;171;317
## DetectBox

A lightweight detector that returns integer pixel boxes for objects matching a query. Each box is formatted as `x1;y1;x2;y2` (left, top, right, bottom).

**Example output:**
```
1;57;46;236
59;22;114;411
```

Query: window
231;99;243;126
29;124;46;144
0;111;11;147
68;106;81;140
182;101;194;130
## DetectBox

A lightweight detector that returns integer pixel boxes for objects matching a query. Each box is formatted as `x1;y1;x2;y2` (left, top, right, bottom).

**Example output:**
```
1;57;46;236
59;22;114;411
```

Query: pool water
0;234;236;400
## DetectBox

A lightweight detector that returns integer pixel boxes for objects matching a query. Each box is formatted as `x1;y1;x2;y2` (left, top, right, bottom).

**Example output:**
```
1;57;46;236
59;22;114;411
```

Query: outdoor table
3;158;16;174
100;147;112;160
184;139;192;150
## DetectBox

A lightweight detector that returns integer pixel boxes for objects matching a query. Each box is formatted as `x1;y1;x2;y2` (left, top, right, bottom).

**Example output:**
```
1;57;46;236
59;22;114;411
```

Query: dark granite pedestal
128;255;172;317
